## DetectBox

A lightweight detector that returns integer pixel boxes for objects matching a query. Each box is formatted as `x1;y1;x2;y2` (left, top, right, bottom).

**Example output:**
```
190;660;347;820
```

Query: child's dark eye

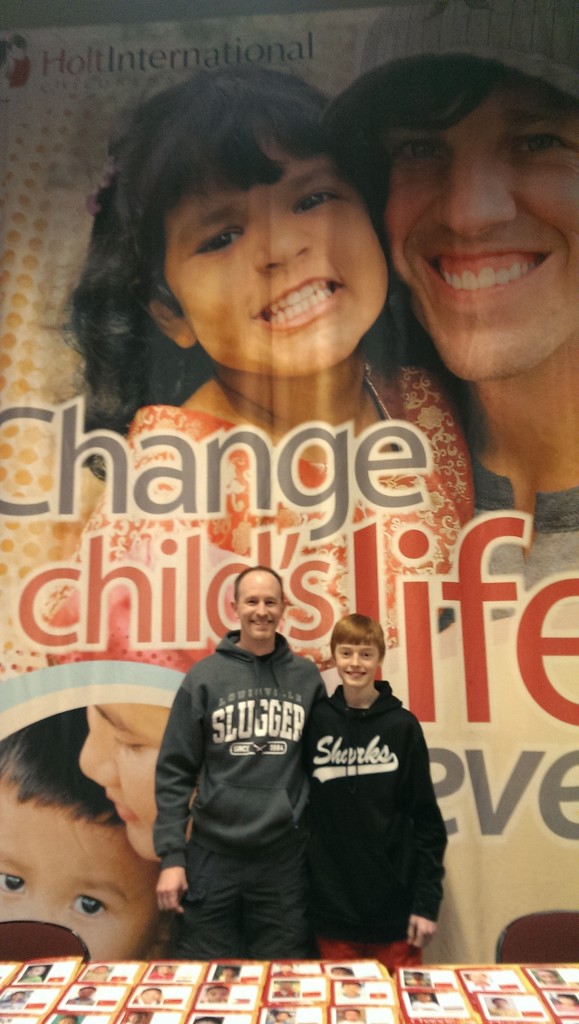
518;133;564;152
295;190;335;213
74;894;106;915
197;228;241;253
0;872;25;892
390;138;445;162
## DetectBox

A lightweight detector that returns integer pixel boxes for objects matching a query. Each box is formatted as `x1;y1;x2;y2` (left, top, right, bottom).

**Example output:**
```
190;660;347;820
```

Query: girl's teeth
441;261;532;291
266;281;333;324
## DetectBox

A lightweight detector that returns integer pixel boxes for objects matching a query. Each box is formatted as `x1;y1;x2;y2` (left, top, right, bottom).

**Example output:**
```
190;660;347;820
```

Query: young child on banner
306;613;447;973
39;65;471;877
46;64;472;675
0;709;164;958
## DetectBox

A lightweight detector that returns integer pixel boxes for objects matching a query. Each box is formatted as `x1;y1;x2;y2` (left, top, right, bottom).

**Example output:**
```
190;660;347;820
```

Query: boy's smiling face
0;780;160;959
152;153;388;381
333;643;381;706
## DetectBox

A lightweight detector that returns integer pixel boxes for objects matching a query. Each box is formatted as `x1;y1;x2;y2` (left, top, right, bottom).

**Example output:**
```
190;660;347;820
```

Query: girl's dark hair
70;66;330;435
0;708;119;823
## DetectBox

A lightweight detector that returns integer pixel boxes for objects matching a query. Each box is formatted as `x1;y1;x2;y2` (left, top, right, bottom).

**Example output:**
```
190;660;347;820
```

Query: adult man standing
154;565;323;959
328;0;578;587
325;0;578;964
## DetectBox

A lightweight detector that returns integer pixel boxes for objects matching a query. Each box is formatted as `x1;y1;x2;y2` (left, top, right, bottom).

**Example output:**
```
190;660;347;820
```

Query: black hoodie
306;681;447;943
154;630;323;868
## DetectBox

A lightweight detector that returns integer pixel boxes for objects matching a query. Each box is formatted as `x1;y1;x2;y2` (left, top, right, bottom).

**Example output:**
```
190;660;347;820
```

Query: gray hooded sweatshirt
154;630;323;869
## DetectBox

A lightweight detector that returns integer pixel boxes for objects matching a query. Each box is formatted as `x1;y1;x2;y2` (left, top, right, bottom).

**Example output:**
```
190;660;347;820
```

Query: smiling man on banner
327;0;579;589
324;0;579;966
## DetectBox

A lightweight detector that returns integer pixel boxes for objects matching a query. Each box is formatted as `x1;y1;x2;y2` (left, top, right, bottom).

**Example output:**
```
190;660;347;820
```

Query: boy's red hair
330;613;385;661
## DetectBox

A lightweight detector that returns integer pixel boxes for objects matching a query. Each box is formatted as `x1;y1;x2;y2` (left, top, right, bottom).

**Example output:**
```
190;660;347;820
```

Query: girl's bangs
153;99;327;206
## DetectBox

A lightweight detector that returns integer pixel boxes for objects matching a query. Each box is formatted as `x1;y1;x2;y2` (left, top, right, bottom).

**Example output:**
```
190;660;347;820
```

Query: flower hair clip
86;156;118;215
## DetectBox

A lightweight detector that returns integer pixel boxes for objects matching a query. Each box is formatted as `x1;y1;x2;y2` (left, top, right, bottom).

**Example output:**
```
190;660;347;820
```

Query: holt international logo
0;34;31;88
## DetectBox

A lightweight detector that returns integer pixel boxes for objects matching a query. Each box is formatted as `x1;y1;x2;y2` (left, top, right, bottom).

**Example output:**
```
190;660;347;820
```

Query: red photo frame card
187;1012;255;1024
0;964;21;988
125;989;195;1014
47;1014;119;1024
322;966;388;982
268;967;324;980
141;965;206;988
259;1008;326;1024
78;967;147;988
57;985;131;1015
458;970;528;996
400;988;473;1021
332;982;395;1007
540;992;579;1019
475;993;551;1023
399;971;460;992
12;961;84;988
329;1008;397;1024
0;987;61;1016
0;1015;48;1024
194;986;261;1013
206;966;266;985
525;970;579;992
117;1011;187;1024
264;979;328;1006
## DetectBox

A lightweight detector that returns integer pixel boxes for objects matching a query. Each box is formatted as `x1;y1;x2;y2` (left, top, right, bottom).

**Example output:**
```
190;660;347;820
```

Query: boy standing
306;614;446;972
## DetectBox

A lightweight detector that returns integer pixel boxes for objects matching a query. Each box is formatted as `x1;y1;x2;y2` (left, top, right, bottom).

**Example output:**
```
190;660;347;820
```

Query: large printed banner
1;2;578;965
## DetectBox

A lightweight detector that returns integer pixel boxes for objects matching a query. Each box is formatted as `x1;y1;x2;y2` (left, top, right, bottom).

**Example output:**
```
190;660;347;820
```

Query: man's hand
156;866;187;913
407;914;437;948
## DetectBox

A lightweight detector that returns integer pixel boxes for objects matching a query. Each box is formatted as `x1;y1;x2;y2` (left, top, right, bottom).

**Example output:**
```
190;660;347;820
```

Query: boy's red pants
316;935;422;974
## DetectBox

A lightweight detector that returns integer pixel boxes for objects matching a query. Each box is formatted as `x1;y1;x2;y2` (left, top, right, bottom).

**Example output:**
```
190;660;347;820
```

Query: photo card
206;966;266;985
0;1015;49;1024
78;967;146;987
332;982;395;1007
330;1009;397;1024
458;970;527;995
0;988;61;1016
47;1015;117;1024
476;994;550;1022
125;989;194;1013
266;979;328;1005
542;992;579;1019
260;1008;325;1024
400;989;472;1020
399;971;459;992
13;962;84;988
525;970;579;991
0;966;21;988
58;987;131;1014
118;1012;185;1024
322;967;386;982
194;986;260;1012
141;965;205;987
187;1013;254;1024
269;967;324;980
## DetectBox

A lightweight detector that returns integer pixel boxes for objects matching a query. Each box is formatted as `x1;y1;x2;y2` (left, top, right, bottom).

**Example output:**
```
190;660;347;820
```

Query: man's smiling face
232;569;285;654
384;80;579;382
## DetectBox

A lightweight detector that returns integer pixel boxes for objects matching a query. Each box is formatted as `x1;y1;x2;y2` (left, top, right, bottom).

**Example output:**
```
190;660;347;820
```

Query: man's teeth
440;260;535;291
264;281;334;324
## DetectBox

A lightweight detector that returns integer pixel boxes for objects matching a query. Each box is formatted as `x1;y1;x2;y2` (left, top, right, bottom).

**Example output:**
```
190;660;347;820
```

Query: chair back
496;910;579;963
0;920;90;959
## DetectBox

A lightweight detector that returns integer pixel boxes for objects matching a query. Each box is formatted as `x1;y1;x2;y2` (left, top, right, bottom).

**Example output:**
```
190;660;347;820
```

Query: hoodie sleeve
153;679;205;870
405;720;448;922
